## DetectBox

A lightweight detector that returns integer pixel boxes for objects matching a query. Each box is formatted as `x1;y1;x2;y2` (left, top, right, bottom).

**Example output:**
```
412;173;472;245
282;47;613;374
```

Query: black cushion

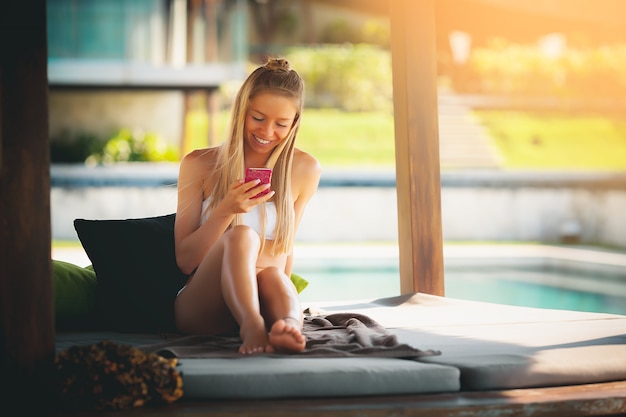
74;213;188;333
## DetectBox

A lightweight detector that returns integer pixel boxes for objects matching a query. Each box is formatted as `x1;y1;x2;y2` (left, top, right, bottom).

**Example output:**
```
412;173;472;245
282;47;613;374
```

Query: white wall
51;179;626;248
49;91;184;145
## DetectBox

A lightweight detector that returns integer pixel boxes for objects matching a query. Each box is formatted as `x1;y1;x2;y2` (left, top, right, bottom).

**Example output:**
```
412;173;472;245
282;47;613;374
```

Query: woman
173;58;321;355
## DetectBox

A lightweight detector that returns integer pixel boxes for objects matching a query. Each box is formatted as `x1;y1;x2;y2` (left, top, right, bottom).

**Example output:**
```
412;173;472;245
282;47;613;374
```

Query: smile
253;134;271;145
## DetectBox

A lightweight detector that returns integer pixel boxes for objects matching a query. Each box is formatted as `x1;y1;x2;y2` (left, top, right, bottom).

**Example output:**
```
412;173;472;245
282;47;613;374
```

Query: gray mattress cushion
56;319;460;399
314;293;626;390
179;356;459;399
55;292;626;397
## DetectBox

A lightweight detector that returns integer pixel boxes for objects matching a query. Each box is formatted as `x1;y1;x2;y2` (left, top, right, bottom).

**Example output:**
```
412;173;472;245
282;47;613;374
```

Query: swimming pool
296;256;626;316
52;243;626;315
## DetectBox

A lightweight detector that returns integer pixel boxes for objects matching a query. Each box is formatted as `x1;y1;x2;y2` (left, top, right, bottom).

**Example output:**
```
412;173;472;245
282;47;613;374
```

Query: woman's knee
223;225;261;250
258;267;291;291
258;266;283;280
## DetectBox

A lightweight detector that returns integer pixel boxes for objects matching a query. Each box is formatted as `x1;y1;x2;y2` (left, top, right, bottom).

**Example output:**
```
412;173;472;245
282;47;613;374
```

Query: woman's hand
217;179;274;216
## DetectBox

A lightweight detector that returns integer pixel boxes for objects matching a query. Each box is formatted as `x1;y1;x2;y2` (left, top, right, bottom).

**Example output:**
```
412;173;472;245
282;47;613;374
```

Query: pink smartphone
245;167;272;198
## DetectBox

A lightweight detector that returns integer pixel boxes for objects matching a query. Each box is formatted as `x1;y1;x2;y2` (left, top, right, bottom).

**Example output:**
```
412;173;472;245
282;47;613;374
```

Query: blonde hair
208;58;304;254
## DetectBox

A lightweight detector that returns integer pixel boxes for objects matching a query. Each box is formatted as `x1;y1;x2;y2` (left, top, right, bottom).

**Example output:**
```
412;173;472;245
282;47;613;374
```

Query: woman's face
244;92;298;157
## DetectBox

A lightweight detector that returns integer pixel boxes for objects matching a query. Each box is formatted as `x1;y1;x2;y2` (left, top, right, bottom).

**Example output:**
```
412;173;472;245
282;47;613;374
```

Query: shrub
319;18;389;47
457;40;626;98
86;129;179;165
50;132;106;163
285;44;393;112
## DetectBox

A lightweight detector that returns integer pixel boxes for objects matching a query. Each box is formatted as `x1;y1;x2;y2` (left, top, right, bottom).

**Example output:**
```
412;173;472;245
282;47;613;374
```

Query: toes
238;340;277;354
239;345;265;355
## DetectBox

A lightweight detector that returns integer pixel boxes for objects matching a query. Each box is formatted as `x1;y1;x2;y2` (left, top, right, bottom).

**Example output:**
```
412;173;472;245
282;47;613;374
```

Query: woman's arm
174;150;234;274
174;149;275;274
292;149;322;232
285;149;321;278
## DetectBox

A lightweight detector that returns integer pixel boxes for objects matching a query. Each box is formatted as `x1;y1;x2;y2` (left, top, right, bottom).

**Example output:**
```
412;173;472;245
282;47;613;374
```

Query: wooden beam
389;0;445;296
71;380;626;416
0;0;55;411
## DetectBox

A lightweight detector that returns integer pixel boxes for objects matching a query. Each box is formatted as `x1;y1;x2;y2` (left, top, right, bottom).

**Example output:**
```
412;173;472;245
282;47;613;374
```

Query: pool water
297;260;626;316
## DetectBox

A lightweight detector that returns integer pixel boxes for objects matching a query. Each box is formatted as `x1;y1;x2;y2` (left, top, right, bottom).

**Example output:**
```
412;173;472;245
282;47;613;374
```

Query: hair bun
264;58;291;72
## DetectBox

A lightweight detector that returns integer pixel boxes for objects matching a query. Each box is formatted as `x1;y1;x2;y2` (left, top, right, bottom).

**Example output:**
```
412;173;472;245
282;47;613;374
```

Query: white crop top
201;198;277;240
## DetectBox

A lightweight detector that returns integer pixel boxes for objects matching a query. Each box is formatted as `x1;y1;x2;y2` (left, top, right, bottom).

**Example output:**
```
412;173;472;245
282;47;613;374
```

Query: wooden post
389;0;445;296
205;0;219;61
206;88;220;146
205;0;220;147
0;0;55;411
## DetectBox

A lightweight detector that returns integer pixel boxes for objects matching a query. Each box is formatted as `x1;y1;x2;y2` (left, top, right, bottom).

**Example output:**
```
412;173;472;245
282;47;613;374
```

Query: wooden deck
71;380;626;417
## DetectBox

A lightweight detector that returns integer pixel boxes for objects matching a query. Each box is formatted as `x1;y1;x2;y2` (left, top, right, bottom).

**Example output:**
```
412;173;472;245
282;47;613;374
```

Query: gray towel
142;313;440;359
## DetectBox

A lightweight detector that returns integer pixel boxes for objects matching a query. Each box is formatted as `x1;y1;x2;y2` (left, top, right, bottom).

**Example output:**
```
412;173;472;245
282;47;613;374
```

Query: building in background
47;0;626;158
47;0;248;154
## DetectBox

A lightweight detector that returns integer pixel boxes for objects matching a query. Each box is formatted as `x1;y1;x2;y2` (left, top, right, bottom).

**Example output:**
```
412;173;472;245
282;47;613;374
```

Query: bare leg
258;267;306;353
221;226;272;354
174;237;235;336
174;226;271;354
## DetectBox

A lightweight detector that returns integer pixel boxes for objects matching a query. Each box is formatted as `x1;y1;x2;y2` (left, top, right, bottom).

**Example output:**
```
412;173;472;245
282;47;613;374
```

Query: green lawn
474;110;626;170
187;108;397;167
188;108;626;170
300;109;626;170
297;109;396;167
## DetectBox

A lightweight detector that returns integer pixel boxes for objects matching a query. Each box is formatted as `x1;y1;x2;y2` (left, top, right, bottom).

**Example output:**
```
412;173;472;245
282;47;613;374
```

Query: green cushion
290;272;308;294
53;259;98;331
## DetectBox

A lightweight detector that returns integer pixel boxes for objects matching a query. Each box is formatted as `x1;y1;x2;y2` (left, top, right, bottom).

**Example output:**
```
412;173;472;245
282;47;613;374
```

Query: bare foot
239;317;273;355
268;317;306;353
